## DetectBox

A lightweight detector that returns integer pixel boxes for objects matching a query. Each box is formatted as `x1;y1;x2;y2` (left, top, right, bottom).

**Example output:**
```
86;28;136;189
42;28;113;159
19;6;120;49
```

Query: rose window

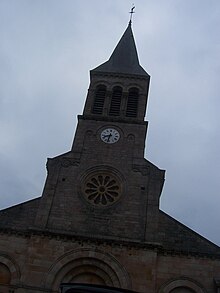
82;173;121;207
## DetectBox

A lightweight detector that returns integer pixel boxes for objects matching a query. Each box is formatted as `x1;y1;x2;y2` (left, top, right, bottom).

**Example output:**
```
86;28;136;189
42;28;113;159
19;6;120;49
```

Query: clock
100;128;120;144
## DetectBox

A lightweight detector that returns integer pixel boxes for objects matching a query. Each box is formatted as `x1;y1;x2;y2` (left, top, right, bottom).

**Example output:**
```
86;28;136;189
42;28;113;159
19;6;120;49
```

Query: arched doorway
43;248;131;292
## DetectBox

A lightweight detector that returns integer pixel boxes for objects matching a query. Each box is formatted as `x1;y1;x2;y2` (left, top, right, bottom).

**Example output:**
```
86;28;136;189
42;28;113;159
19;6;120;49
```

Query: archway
43;248;131;292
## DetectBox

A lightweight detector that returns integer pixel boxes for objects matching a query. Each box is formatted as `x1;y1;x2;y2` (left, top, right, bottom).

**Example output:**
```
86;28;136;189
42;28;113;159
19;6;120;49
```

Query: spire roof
92;23;149;77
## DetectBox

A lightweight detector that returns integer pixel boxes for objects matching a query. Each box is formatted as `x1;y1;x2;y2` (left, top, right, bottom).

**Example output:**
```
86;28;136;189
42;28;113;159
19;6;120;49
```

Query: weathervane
129;4;135;25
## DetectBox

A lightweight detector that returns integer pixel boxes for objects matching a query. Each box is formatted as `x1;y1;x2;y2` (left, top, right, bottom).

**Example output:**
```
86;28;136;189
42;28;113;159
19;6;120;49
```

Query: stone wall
0;231;219;293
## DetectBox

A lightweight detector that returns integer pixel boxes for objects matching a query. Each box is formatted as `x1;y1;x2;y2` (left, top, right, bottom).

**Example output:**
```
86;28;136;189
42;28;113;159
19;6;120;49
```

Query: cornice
0;227;220;260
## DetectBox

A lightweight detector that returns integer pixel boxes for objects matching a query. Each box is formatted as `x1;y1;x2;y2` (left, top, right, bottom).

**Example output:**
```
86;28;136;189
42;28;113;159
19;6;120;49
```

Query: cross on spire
129;5;135;25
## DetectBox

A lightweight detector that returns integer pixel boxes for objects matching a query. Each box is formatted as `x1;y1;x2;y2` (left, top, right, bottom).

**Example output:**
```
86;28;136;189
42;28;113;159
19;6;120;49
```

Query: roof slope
158;210;220;256
0;198;40;230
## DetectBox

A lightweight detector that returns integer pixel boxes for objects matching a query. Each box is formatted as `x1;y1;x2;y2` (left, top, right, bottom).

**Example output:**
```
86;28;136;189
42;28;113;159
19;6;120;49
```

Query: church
0;21;220;293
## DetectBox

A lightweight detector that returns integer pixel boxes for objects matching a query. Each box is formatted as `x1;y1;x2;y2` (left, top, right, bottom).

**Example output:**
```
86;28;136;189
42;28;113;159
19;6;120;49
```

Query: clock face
100;128;120;144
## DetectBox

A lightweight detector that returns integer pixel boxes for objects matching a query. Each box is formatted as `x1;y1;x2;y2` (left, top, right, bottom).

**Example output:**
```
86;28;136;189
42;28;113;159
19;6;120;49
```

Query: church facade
0;23;220;293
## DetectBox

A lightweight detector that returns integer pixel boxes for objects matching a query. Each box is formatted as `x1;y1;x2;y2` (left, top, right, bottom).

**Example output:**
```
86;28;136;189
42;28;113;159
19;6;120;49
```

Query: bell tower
73;22;150;159
34;22;165;244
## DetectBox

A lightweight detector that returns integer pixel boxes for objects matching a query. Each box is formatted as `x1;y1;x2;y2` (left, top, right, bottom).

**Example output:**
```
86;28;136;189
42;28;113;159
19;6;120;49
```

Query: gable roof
0;198;40;230
158;210;220;256
0;197;219;257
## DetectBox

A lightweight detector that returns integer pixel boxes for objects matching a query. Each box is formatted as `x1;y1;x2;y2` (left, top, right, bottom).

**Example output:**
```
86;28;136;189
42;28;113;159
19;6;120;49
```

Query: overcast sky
0;0;220;245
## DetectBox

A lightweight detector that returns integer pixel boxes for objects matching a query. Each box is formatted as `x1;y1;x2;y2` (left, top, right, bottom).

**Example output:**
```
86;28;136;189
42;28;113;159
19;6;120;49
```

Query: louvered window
92;85;106;114
109;86;122;116
126;87;139;118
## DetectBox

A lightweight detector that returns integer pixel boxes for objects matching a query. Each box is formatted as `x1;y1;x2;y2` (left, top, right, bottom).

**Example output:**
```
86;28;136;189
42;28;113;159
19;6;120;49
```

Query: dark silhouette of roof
92;23;149;77
0;197;219;258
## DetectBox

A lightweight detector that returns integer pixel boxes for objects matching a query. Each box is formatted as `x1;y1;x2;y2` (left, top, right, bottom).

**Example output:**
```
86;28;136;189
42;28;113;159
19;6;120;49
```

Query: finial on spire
129;4;135;25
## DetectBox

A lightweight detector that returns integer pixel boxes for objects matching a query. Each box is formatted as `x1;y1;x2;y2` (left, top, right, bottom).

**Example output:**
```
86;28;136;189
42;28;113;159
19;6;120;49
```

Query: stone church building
0;22;220;293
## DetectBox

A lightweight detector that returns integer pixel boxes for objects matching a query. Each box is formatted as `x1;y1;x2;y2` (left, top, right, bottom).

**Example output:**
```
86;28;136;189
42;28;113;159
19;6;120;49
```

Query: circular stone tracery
82;173;121;207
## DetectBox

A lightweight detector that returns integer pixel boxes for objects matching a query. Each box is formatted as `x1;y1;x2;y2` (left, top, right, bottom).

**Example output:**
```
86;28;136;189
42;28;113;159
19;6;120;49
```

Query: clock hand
107;133;112;142
102;134;111;138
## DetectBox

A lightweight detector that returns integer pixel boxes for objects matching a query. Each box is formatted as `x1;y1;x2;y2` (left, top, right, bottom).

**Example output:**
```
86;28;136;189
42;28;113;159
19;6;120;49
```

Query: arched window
109;86;122;116
126;87;139;118
92;85;106;115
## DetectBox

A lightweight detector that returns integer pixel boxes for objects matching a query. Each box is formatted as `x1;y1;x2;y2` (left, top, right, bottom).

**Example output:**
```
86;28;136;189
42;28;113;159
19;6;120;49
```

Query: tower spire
92;21;149;77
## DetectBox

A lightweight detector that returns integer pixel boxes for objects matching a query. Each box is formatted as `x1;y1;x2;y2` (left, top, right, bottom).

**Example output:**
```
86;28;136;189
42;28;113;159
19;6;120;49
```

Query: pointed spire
92;23;149;77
